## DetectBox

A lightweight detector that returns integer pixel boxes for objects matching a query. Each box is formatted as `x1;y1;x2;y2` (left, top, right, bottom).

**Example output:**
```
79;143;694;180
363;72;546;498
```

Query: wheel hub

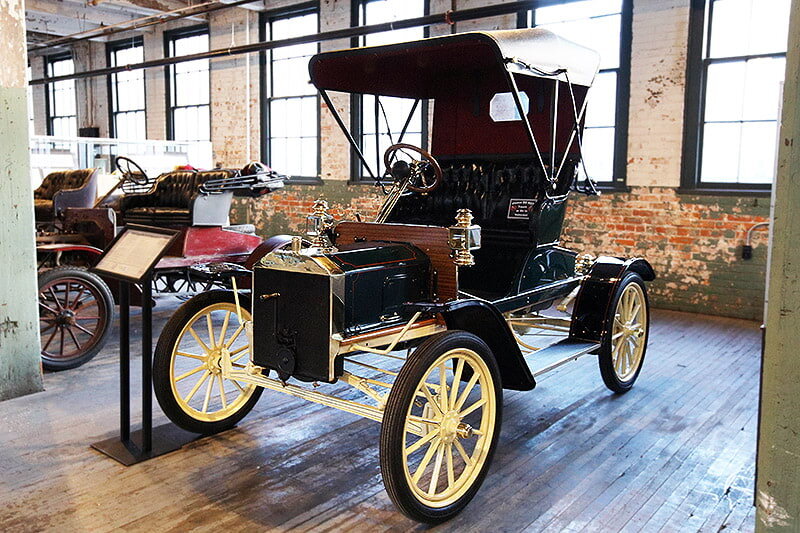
55;309;75;326
205;348;227;374
439;411;473;443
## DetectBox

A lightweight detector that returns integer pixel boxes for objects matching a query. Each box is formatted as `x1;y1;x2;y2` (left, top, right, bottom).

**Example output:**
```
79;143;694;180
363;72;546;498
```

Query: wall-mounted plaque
92;225;179;283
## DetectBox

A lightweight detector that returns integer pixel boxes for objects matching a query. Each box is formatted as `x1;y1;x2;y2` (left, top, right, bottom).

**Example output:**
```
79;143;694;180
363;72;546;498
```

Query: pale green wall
756;0;800;530
0;0;44;400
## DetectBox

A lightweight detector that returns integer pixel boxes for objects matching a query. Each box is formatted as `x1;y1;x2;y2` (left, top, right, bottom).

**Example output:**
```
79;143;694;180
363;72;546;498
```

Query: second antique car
152;28;654;523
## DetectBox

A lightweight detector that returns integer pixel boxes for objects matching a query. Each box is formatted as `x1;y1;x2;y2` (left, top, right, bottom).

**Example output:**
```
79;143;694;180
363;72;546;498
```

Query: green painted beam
756;0;800;530
0;0;44;401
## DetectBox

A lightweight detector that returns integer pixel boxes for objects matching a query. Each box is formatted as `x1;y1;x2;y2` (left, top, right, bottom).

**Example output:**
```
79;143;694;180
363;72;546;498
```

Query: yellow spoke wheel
599;272;650;393
153;291;263;434
380;331;502;524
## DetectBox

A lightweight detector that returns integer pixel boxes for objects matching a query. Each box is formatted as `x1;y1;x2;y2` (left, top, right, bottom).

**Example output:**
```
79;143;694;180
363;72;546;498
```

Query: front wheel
380;331;502;524
598;272;650;393
153;290;262;434
38;266;114;371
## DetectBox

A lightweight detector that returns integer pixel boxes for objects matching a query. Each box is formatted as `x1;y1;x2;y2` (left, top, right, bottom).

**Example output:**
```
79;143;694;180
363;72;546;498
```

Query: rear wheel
598;272;649;393
153;290;262;434
380;331;502;524
37;266;114;371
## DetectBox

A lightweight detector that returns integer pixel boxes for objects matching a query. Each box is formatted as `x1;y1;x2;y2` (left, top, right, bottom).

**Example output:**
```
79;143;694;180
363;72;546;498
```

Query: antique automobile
35;157;285;370
152;29;654;523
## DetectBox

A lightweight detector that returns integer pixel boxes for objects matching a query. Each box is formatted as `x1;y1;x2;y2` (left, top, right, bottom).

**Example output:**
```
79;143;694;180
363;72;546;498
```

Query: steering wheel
114;155;150;185
383;143;442;194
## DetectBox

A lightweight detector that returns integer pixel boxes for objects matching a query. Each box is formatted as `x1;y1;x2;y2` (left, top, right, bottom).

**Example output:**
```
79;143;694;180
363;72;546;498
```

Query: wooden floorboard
0;296;760;532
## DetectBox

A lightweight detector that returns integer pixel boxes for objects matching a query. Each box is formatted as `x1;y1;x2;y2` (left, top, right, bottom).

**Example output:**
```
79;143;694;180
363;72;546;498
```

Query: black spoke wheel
380;331;502;524
37;267;114;371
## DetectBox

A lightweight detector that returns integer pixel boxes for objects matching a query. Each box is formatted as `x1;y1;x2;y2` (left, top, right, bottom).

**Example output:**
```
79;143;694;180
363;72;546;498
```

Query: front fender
439;299;536;391
569;256;655;343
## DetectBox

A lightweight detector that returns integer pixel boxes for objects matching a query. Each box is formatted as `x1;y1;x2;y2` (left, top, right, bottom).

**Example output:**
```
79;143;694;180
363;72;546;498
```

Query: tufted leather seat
120;169;237;227
34;168;99;221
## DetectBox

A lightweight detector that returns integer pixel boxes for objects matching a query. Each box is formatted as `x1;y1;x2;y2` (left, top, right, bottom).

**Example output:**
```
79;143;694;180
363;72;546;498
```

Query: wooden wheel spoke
42;327;58;351
428;442;445;496
420;383;445;416
188;326;210;353
176;351;205;361
49;288;64;310
74;316;100;320
73;323;95;336
70;286;86;310
40;322;56;334
459;397;486;418
218;375;228;409
206;314;216;348
59;328;65;355
453;439;472;467
201;374;215;413
66;327;82;350
225;324;244;348
438;363;449;410
39;302;59;315
219;311;231;349
405;427;438;456
446;444;455;488
412;437;441;484
454;372;479;412
451;358;465;411
229;344;249;356
230;379;246;394
184;371;210;403
176;364;206;382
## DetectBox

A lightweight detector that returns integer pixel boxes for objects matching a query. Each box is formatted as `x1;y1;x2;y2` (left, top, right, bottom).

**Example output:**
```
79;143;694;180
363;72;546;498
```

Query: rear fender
439;299;536;391
569;256;655;343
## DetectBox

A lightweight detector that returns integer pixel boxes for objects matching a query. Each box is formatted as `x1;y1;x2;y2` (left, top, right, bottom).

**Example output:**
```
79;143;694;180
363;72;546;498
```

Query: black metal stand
91;276;200;466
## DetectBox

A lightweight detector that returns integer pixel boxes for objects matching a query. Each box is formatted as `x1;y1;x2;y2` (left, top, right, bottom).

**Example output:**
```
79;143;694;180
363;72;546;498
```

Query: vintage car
35;157;284;370
152;29;654;523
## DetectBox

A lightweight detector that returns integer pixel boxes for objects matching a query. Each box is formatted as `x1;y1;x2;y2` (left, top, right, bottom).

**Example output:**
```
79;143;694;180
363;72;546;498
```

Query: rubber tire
598;272;650;394
153;290;263;434
380;330;503;524
38;266;115;371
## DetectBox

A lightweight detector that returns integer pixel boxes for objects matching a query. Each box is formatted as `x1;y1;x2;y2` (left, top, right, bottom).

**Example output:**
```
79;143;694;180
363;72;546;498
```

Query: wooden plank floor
0;297;759;532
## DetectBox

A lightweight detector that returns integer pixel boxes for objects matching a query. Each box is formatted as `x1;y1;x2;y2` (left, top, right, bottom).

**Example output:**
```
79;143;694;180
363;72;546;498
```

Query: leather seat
34;169;98;221
119;170;237;227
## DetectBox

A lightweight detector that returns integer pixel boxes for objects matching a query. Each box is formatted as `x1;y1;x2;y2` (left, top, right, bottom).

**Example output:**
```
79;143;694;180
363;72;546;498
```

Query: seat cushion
34;198;54;221
123;206;191;227
34;169;95;200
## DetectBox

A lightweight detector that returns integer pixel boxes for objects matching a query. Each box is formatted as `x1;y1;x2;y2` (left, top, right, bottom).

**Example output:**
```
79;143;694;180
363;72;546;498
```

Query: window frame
44;52;77;137
680;0;783;195
164;24;211;142
517;0;633;190
349;0;431;183
259;2;322;184
106;36;147;139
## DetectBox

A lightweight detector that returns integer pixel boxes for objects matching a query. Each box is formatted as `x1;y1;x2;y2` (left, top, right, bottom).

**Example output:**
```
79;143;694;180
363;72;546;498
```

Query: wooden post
756;0;800;529
0;0;45;400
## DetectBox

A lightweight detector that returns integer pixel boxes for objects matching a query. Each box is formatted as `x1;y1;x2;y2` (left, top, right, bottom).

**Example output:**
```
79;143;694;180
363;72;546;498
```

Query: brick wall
230;0;771;321
27;0;771;321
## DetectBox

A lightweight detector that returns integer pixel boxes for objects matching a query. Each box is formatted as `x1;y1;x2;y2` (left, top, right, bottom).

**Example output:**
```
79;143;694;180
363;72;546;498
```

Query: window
45;54;77;137
682;0;790;190
27;66;34;135
108;38;146;140
166;26;210;141
263;6;319;180
353;0;428;180
520;0;632;185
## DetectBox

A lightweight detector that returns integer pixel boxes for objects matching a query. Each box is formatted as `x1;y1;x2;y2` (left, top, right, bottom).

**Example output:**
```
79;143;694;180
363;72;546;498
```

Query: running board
529;339;601;377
